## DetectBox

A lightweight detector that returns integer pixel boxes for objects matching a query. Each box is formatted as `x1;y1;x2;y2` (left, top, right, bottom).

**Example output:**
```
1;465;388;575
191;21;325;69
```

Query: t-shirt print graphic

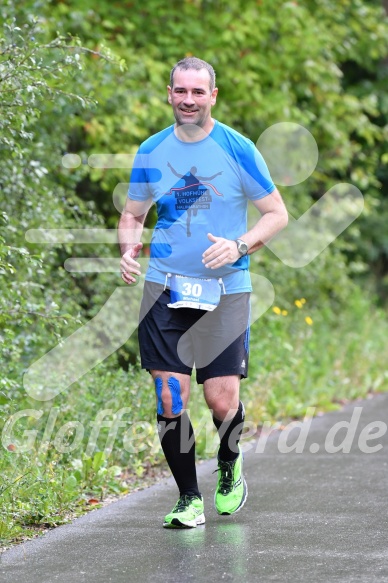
166;162;223;236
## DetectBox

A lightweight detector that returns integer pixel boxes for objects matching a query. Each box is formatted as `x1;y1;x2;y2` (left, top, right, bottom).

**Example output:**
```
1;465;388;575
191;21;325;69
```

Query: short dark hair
170;57;216;91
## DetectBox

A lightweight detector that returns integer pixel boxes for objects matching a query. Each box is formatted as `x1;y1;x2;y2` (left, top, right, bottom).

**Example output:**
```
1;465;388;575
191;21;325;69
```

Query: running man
118;56;288;528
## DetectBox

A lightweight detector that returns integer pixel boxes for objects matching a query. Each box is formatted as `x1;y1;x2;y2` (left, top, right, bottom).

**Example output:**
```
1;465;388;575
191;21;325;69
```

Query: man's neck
174;119;215;142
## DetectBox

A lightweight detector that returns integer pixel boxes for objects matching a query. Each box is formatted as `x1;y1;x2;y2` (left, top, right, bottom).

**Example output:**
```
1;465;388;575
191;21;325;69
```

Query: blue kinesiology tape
168;377;183;415
154;377;164;415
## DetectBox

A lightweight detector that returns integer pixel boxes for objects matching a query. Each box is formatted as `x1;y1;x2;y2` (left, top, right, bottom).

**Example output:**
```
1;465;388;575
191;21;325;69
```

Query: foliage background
1;0;387;545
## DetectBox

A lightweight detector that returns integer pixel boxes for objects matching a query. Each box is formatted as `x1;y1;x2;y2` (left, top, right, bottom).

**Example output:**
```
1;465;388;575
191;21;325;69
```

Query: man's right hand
120;242;143;285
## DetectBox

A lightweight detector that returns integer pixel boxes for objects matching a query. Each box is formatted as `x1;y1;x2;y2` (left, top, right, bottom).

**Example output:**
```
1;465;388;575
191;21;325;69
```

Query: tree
0;0;121;412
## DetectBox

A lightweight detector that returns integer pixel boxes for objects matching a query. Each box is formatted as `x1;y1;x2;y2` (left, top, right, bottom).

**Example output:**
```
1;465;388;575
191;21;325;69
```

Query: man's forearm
117;212;145;256
247;241;265;255
243;210;288;255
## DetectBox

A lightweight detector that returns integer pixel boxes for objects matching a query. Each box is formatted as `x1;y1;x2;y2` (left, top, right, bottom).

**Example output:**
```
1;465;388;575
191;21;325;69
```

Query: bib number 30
182;282;202;297
167;275;222;311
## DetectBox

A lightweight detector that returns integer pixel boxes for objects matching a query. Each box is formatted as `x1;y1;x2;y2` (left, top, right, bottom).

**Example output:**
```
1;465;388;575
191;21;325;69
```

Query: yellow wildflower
272;306;281;315
301;298;306;304
281;310;288;316
305;316;313;326
294;299;303;308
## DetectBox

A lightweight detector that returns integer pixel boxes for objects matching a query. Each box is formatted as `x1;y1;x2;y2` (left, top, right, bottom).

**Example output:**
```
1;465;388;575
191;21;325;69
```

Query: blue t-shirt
128;120;275;293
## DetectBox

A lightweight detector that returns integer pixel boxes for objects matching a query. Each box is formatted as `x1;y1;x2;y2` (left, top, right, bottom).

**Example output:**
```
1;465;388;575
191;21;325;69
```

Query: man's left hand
202;233;240;269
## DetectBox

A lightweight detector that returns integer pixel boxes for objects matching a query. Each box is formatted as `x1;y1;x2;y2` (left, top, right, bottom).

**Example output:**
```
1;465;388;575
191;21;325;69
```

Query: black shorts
138;281;250;384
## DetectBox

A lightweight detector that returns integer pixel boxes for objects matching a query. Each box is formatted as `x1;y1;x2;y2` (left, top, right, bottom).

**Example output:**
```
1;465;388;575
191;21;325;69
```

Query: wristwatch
235;238;249;256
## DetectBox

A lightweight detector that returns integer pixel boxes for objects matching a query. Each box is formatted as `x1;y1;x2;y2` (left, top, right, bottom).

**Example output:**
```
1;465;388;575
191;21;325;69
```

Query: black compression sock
157;412;201;498
213;401;245;462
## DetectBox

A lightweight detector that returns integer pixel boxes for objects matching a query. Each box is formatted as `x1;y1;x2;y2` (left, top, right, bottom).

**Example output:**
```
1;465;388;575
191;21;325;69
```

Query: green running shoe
214;446;248;515
163;494;205;529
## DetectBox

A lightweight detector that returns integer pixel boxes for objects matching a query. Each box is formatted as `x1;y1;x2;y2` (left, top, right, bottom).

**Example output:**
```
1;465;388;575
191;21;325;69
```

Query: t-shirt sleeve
127;149;153;201
239;140;276;200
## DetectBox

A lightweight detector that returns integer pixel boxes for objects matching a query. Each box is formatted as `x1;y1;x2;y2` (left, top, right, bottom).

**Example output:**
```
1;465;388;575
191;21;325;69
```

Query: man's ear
167;85;172;104
211;87;218;106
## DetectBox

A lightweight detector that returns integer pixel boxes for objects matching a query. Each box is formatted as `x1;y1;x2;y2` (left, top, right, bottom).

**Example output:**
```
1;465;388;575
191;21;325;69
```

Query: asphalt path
1;393;388;582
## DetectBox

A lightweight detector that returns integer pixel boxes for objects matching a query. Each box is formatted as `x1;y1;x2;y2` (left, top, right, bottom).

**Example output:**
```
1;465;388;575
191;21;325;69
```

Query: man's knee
167;376;183;415
212;403;240;422
204;377;240;421
154;374;185;417
154;377;164;415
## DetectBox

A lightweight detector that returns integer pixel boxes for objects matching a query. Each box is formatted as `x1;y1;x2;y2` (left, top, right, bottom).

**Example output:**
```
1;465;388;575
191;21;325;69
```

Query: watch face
237;240;248;255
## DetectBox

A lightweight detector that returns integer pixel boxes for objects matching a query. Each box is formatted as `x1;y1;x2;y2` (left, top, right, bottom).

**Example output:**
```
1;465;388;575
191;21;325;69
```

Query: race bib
167;275;222;311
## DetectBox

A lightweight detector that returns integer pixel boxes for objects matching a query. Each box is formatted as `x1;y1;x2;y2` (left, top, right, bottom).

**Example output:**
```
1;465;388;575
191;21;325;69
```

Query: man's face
167;68;218;132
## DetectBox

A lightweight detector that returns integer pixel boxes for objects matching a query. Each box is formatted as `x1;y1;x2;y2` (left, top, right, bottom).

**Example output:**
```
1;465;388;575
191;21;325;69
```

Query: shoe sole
215;478;248;516
163;513;206;529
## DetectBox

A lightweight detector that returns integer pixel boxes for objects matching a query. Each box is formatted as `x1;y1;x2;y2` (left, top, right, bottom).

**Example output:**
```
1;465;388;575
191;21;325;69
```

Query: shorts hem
196;368;248;385
142;363;193;376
